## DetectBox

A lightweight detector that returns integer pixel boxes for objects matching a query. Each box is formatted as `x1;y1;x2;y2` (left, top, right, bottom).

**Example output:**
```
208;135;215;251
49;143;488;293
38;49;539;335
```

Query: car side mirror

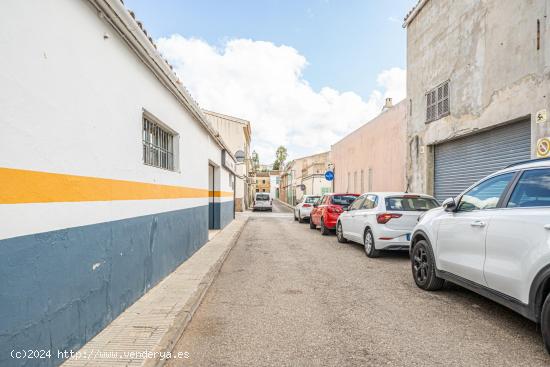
442;197;457;212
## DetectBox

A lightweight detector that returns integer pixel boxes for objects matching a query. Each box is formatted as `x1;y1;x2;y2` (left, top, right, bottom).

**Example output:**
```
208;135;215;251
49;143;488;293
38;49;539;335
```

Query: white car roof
496;158;550;174
357;192;437;199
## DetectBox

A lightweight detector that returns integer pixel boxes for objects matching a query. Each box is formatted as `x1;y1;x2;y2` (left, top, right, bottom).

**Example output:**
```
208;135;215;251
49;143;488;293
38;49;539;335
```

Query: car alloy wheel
413;246;429;283
364;229;380;258
336;222;347;243
410;240;444;290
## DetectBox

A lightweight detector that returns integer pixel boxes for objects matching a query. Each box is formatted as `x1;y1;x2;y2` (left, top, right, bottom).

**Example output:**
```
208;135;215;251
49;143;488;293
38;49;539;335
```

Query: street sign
537;137;550;158
324;170;334;181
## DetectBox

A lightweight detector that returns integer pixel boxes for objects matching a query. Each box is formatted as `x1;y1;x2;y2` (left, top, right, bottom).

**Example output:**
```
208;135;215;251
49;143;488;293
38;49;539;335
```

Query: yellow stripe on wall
0;167;233;204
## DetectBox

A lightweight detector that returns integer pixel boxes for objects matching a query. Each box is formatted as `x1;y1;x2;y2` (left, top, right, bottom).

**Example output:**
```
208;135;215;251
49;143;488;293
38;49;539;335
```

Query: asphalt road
169;212;549;366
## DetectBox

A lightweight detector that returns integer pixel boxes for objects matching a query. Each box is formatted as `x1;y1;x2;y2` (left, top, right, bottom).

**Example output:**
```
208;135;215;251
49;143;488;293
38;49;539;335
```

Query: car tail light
303;203;311;207
327;205;343;214
376;213;402;224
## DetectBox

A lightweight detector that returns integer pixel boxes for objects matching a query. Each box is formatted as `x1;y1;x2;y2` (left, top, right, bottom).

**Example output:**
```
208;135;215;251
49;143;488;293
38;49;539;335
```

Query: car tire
294;212;298;221
320;217;330;235
364;229;380;258
541;293;550;354
309;218;316;229
411;239;444;291
336;221;347;243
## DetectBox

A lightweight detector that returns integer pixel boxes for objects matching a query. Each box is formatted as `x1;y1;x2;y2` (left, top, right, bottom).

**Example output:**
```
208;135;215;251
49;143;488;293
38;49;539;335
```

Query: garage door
434;119;531;202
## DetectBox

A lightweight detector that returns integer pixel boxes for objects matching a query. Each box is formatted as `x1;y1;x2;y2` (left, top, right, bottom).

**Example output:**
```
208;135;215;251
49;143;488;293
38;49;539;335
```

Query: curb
145;217;249;367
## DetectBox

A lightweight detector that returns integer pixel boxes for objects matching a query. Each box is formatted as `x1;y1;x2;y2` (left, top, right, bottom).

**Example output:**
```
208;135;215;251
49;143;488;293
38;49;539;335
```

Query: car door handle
544;224;550;230
470;220;486;227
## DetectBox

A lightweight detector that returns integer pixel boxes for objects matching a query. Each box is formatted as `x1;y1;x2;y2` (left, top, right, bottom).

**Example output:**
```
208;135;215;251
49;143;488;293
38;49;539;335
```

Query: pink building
331;99;407;194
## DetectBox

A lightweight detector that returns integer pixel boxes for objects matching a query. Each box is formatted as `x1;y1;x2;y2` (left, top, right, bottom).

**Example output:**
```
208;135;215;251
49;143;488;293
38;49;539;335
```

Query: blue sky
125;0;416;163
125;0;415;100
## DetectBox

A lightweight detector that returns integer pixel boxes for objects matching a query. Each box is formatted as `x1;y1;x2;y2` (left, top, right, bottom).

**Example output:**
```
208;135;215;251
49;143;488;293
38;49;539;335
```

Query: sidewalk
62;217;248;367
275;198;294;210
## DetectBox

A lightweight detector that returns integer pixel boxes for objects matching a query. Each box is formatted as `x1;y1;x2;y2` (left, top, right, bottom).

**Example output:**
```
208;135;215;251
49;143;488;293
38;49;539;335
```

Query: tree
273;146;287;171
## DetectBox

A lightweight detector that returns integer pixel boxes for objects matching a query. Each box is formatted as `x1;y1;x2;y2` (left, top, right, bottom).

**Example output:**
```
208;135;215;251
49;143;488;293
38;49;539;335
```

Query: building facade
279;152;331;205
0;1;235;366
331;99;407;194
255;172;271;193
203;110;252;212
404;0;550;201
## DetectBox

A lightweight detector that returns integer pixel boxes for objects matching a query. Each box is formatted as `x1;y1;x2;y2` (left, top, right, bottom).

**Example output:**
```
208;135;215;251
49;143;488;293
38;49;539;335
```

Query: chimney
382;97;393;111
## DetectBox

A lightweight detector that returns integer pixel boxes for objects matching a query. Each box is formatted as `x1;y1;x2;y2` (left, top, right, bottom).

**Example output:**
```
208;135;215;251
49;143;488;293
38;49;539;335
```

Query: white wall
0;0;227;239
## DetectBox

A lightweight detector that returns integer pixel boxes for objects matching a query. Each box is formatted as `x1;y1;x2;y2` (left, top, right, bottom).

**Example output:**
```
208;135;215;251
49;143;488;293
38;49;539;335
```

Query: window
361;195;378;209
385;196;439;211
305;196;320;204
331;195;358;206
507;169;550;208
457;173;515;212
426;81;449;122
262;189;266;192
347;172;350;192
262;179;266;184
361;170;364;193
349;195;366;211
256;194;269;201
256;188;259;192
368;168;373;191
143;116;175;170
354;171;357;193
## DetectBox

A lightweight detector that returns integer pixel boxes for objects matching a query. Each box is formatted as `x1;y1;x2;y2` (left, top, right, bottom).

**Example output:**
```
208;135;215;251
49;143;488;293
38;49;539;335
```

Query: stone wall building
404;0;550;201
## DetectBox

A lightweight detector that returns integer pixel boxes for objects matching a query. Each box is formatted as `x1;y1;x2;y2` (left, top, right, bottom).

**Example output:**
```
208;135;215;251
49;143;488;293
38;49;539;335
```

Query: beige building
279;152;331;205
255;172;271;193
404;0;550;201
331;99;407;194
203;110;252;211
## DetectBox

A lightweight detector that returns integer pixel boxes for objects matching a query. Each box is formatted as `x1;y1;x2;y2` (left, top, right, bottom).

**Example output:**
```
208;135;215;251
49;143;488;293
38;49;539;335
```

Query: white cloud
156;35;405;163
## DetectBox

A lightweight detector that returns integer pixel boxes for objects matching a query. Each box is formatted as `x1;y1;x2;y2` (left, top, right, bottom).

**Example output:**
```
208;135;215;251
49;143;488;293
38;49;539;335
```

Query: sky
125;0;417;163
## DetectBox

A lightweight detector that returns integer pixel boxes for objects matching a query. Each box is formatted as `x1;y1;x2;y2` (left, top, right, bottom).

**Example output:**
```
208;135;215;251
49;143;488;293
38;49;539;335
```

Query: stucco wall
406;0;550;194
332;101;407;194
0;1;233;365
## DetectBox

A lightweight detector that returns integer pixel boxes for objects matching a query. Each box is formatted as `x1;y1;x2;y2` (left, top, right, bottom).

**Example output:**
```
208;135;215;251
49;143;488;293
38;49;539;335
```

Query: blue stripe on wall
208;200;234;230
0;205;208;367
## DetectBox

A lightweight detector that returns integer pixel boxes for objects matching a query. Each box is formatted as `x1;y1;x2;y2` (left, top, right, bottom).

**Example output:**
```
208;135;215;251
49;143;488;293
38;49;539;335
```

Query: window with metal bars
426;81;449;122
142;117;175;171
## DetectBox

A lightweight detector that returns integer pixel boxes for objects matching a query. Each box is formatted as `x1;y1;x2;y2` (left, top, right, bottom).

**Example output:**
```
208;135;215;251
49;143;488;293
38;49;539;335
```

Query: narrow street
169;211;548;367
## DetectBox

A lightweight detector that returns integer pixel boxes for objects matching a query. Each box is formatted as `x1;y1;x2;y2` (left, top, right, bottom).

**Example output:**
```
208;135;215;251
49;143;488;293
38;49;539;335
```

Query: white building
203;110;252;212
0;0;235;365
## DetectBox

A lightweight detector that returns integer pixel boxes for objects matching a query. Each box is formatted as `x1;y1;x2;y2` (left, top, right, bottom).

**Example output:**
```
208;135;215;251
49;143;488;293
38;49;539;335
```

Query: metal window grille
426;81;449;123
142;117;175;171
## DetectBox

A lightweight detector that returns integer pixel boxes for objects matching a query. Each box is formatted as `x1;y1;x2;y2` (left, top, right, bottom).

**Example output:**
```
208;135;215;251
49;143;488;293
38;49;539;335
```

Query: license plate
406;233;411;241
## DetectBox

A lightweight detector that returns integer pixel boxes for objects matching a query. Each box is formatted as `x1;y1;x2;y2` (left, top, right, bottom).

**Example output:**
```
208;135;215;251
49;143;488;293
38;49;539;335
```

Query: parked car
253;192;272;211
409;158;550;352
294;195;320;223
310;193;359;235
336;192;439;257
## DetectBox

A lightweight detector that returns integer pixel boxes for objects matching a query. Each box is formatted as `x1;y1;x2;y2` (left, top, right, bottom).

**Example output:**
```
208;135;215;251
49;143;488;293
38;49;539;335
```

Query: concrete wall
0;1;233;365
406;0;550;194
332;101;407;194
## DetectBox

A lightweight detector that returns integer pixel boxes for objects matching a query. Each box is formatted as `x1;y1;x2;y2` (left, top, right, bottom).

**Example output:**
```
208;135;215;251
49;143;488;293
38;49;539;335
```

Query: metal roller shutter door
434;119;531;202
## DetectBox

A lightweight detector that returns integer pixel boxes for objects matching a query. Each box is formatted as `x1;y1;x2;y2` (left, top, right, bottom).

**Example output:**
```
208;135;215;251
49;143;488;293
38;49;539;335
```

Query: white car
294;195;320;223
253;192;272;211
336;192;439;257
409;158;550;352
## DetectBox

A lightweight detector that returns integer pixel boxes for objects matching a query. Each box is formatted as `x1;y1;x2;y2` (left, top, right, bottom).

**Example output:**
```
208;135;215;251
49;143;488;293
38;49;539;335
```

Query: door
345;195;366;241
311;195;324;225
350;194;377;242
485;168;550;303
208;164;215;229
434;119;530;202
435;172;515;285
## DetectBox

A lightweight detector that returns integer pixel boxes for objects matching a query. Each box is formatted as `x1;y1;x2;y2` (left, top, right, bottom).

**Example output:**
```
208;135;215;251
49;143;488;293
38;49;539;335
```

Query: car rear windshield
331;195;358;206
256;194;270;201
385;196;439;211
305;196;320;204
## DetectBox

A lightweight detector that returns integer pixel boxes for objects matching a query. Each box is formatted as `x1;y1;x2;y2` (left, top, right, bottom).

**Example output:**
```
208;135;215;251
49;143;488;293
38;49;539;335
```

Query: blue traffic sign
324;170;334;181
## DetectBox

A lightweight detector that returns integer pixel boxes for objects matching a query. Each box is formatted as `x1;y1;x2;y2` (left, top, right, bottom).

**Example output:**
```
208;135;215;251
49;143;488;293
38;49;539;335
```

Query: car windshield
331;195;358;206
256;194;270;201
305;196;320;204
385;196;439;211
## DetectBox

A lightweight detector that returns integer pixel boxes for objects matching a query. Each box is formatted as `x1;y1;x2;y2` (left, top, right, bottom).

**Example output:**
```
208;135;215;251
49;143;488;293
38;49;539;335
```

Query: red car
310;193;359;235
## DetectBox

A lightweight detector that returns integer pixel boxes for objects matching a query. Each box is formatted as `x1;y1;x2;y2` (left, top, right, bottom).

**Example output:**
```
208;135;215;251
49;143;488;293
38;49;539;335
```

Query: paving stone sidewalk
62;216;248;367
